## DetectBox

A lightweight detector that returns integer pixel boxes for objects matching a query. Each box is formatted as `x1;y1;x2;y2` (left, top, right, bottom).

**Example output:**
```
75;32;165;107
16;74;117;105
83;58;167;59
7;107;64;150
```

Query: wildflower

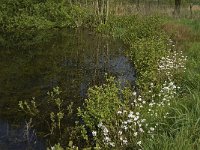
98;122;103;128
103;127;109;134
128;113;135;119
123;126;128;130
123;121;128;125
92;131;97;137
118;131;122;135
141;119;146;123
110;142;115;147
136;112;140;115
117;111;122;114
123;110;127;113
150;127;155;131
137;141;142;145
139;128;144;133
134;116;139;121
123;139;128;145
104;136;111;142
51;147;55;150
134;132;138;137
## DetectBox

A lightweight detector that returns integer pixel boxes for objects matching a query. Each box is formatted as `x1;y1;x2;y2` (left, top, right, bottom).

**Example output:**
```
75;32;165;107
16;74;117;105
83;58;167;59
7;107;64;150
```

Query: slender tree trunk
157;0;160;7
105;0;110;23
174;0;181;15
137;0;140;11
148;1;151;10
190;3;193;18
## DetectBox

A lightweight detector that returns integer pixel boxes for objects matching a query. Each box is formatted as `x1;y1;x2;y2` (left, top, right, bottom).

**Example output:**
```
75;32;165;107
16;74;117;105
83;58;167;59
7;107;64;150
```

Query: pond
0;29;135;149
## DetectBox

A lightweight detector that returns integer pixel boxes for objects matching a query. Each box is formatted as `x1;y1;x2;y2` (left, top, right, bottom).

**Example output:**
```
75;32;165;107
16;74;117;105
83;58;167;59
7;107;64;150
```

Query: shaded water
0;29;135;149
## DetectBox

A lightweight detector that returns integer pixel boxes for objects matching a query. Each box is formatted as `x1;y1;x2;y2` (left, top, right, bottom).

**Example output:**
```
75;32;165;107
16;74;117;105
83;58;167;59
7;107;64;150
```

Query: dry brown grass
162;23;192;41
191;5;200;11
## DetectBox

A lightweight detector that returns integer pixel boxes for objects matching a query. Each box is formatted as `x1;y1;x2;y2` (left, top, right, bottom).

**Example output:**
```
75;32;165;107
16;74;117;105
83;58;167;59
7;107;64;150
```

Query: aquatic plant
19;87;75;145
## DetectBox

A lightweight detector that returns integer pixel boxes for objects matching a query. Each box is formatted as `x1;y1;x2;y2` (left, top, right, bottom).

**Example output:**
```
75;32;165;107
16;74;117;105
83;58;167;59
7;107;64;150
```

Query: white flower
150;127;155;131
142;101;146;104
104;136;111;142
141;119;146;123
123;121;128;125
123;110;127;113
134;116;139;121
139;128;144;132
133;92;137;96
128;113;135;119
98;122;103;128
127;119;133;123
136;112;140;116
92;131;97;136
103;127;109;134
110;142;115;147
137;141;142;145
123;125;128;130
118;131;122;135
129;111;134;115
117;111;122;114
134;132;138;137
51;147;55;150
123;139;128;145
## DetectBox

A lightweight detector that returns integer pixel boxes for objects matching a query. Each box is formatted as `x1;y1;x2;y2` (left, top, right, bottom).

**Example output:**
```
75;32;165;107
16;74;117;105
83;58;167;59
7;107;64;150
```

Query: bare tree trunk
174;0;181;15
148;1;151;11
190;3;193;18
105;0;110;23
157;0;160;7
137;0;140;11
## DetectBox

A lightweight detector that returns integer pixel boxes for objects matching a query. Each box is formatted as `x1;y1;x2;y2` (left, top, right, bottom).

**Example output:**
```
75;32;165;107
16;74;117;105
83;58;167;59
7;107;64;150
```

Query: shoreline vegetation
1;0;199;149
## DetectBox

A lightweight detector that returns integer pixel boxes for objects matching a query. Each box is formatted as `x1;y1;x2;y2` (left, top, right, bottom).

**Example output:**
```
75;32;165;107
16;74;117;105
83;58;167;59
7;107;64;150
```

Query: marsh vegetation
0;0;200;150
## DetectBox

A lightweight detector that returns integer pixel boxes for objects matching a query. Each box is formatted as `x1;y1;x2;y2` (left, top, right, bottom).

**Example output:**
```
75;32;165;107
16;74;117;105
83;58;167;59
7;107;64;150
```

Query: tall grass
142;19;200;150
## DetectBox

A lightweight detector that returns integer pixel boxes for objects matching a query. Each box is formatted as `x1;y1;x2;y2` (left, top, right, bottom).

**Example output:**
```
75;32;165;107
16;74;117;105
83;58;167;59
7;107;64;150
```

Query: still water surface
0;29;135;149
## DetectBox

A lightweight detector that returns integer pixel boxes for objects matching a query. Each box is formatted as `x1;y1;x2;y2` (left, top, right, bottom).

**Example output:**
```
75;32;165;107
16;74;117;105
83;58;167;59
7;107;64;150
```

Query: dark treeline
0;0;199;47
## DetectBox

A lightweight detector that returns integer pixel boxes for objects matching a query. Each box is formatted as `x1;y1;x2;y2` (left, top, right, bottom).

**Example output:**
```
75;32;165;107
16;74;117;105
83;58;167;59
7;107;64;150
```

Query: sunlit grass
142;20;200;150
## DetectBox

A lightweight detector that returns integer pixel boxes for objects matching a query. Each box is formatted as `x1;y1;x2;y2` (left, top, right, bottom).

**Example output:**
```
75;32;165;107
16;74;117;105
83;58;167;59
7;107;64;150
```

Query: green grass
142;18;200;150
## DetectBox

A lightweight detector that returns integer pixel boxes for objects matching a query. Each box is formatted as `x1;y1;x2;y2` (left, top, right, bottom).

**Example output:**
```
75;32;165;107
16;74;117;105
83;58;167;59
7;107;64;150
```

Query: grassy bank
142;18;200;149
18;14;200;149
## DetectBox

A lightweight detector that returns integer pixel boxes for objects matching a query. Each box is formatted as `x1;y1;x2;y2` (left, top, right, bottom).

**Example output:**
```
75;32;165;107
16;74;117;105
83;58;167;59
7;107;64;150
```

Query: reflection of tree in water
0;29;135;148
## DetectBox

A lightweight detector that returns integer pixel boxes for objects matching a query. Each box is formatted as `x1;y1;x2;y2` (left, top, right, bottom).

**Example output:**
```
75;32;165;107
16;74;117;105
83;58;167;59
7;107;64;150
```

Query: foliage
19;87;75;145
0;0;95;47
15;6;198;149
75;15;188;149
77;71;183;149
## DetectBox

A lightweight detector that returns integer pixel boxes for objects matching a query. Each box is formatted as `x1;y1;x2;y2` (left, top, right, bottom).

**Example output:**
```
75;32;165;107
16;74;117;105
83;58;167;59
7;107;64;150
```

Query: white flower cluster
146;81;178;121
91;43;187;149
158;50;187;78
96;105;157;149
97;122;115;147
131;92;146;108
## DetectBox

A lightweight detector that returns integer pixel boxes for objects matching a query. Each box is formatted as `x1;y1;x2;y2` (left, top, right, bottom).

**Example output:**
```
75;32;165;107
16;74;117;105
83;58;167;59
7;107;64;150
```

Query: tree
174;0;181;15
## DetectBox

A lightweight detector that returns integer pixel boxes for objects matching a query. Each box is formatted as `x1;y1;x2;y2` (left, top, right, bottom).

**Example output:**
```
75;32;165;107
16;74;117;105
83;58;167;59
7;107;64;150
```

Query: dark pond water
0;29;135;149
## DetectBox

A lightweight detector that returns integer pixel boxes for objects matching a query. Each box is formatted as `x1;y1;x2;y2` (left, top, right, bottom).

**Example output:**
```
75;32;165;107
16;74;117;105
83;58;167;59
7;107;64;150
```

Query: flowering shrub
78;77;147;149
77;75;184;149
158;50;187;81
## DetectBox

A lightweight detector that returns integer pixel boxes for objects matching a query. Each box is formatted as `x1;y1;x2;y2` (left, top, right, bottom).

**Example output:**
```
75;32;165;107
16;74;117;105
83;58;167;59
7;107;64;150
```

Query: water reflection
0;29;135;149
